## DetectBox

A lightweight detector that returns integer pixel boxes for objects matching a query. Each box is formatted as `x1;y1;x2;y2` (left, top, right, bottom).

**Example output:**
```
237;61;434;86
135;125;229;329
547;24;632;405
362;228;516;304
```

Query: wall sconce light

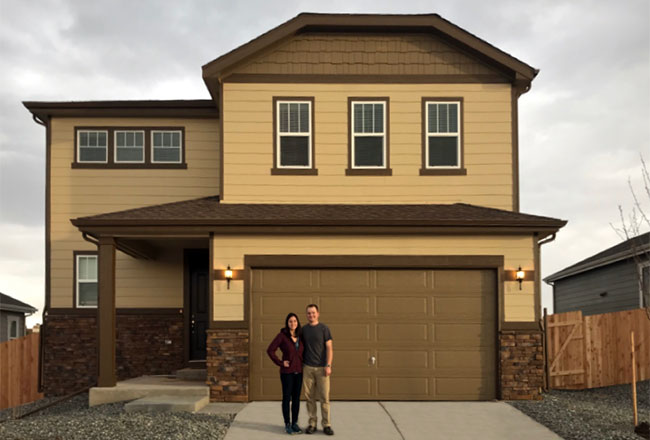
225;265;233;289
516;266;525;290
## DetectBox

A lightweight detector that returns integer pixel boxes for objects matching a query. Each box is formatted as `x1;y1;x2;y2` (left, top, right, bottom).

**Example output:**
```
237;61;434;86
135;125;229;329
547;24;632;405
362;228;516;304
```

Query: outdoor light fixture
225;265;233;289
516;266;525;290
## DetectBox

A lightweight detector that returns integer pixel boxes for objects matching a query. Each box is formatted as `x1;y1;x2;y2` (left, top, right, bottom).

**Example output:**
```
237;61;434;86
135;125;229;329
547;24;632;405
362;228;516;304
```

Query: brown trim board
420;97;466;175
219;81;224;201
97;237;116;387
347;97;391;175
271;96;317;175
224;74;511;84
511;85;520;212
46;308;183;316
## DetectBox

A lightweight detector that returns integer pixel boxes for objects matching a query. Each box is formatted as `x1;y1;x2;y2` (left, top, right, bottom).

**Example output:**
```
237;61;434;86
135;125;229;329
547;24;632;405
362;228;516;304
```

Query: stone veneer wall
42;312;184;396
499;329;544;400
206;329;249;402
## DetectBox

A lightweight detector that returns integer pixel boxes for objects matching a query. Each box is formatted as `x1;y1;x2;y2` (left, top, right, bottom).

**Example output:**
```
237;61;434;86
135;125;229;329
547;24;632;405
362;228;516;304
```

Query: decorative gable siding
227;33;506;77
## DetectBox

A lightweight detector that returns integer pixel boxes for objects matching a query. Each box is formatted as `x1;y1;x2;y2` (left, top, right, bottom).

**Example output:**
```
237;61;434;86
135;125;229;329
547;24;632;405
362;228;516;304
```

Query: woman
267;312;304;435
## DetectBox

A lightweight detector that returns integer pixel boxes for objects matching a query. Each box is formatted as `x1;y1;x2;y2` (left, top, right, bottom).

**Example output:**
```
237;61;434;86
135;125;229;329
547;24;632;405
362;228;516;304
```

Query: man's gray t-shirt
302;323;332;367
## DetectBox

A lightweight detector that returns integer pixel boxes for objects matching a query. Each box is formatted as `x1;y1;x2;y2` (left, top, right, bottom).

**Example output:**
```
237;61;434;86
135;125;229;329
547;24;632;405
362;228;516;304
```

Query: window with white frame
78;130;108;163
76;254;98;308
115;130;145;163
8;316;20;340
351;101;386;168
425;101;461;168
152;130;182;163
276;100;312;168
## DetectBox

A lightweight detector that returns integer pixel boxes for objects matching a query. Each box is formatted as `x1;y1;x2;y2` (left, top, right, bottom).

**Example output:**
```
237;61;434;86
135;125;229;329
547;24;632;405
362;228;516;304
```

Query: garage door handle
369;356;376;366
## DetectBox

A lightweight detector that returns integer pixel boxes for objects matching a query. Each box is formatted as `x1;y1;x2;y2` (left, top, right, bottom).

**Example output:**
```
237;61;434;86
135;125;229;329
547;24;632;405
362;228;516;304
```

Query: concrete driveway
223;401;562;440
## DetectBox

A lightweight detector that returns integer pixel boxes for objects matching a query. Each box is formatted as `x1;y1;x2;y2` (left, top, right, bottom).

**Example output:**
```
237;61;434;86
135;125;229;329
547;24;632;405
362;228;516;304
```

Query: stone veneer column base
206;329;249;402
499;329;544;400
42;312;184;396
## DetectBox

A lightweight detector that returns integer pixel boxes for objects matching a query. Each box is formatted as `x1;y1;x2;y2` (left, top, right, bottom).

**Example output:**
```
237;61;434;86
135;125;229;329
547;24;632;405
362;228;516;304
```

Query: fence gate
545;310;586;389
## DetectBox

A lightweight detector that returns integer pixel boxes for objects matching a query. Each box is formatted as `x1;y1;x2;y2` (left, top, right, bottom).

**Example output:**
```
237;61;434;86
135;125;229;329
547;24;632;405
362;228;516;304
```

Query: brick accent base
206;329;249;402
42;312;184;396
499;329;544;400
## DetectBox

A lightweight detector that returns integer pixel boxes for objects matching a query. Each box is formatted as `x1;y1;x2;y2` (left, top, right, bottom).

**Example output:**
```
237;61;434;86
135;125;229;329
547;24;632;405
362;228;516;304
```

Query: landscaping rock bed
509;380;650;440
0;394;234;440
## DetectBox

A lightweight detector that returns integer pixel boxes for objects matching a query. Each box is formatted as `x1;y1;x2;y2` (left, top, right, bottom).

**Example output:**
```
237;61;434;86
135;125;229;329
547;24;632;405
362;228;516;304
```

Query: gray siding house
0;292;37;342
545;232;650;316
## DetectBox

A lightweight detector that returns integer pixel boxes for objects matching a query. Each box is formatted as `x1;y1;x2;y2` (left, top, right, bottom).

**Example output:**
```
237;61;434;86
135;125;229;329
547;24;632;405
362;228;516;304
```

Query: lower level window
76;254;98;308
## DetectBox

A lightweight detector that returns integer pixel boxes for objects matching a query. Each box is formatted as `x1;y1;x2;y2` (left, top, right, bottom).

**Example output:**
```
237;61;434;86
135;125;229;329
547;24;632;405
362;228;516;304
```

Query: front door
187;249;209;361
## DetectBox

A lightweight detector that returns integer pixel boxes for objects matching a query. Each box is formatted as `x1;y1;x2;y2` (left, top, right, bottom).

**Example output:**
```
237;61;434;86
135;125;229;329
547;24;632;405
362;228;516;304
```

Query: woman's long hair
281;312;302;338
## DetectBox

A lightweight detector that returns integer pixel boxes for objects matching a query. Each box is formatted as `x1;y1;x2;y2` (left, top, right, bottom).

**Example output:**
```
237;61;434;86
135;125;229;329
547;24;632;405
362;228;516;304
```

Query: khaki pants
302;365;331;428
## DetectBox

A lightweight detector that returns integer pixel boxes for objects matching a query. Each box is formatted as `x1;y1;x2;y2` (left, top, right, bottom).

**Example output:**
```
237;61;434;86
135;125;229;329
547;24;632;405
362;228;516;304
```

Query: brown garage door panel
250;267;497;401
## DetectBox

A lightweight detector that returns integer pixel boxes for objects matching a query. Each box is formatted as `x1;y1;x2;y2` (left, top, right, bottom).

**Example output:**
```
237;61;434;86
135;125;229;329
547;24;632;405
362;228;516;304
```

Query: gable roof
544;231;650;283
0;292;37;314
202;13;539;100
71;196;565;230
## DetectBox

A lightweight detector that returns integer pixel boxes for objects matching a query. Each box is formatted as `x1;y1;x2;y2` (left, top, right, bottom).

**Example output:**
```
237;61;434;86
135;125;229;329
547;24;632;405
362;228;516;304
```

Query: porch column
97;237;116;387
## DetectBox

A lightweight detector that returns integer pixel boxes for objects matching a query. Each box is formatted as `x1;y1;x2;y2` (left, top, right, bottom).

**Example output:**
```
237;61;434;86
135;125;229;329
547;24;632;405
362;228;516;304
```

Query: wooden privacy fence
0;332;43;410
545;308;650;390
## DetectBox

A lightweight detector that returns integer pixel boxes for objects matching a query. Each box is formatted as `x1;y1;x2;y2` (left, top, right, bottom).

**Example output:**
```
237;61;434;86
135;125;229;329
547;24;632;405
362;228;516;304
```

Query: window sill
71;162;187;169
270;168;318;175
345;168;393;176
419;168;467;176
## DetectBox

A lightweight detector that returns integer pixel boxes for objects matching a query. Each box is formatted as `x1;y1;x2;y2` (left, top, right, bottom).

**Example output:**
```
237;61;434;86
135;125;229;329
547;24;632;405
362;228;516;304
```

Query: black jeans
280;372;303;424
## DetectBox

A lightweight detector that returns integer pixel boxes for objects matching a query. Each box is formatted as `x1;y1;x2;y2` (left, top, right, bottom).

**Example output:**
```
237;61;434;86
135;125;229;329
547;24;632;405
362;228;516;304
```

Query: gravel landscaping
509;380;650;440
0;394;234;440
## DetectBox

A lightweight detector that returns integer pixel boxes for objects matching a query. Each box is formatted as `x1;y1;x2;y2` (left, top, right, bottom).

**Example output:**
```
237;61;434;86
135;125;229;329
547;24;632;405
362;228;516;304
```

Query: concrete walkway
224;401;562;440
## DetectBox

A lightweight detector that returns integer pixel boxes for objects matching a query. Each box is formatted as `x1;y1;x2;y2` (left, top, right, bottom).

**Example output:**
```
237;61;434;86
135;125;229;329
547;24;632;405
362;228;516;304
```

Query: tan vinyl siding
211;234;535;322
228;33;503;76
223;83;513;208
49;117;219;308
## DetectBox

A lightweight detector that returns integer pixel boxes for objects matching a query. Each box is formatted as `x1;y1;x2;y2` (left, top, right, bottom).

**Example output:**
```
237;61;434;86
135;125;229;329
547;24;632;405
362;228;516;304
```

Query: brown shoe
323;426;334;436
305;425;316;434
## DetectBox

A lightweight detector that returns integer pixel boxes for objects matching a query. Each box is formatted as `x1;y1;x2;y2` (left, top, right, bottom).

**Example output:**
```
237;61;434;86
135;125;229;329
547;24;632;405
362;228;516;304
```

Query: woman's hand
283;360;290;368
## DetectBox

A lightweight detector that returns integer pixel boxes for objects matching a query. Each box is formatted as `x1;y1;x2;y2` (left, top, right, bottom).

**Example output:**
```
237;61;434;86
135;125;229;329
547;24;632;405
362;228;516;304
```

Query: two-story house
25;13;565;402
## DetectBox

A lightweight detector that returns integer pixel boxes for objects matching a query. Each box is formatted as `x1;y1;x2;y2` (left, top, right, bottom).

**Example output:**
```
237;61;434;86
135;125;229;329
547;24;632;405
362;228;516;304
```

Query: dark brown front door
187;249;209;361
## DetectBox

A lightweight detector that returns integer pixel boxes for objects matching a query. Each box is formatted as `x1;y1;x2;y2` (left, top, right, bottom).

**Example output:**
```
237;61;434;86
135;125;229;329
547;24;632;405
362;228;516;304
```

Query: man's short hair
306;303;319;312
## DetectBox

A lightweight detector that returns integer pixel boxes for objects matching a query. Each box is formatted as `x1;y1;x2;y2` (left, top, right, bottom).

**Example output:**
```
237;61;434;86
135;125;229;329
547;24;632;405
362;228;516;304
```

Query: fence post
543;307;550;391
631;331;638;427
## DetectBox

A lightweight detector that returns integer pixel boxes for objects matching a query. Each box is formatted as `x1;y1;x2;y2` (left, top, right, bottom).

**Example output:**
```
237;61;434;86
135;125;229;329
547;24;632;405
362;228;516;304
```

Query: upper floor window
152;130;182;163
75;252;98;308
421;99;466;175
115;130;145;163
73;127;186;169
347;98;391;175
78;130;108;163
272;98;316;174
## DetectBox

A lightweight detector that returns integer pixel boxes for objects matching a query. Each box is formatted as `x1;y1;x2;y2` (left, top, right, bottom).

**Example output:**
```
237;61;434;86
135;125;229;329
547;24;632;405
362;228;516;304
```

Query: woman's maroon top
267;330;304;374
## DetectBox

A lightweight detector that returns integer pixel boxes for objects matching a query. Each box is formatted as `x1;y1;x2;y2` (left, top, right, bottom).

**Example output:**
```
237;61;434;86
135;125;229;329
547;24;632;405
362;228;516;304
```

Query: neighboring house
0;292;37;342
24;13;566;401
545;232;650;316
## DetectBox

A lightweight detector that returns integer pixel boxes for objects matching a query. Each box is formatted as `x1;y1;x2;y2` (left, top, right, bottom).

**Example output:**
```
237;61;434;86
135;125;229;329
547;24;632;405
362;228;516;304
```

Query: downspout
537;232;556;392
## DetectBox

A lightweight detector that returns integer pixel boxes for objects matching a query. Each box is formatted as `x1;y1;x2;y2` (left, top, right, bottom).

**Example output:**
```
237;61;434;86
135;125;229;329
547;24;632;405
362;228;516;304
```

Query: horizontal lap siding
554;260;641;315
223;83;513;208
211;234;535;322
49;117;219;308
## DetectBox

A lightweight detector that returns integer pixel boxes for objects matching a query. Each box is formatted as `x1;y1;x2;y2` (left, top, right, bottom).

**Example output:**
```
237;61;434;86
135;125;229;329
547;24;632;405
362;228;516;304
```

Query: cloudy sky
1;0;648;327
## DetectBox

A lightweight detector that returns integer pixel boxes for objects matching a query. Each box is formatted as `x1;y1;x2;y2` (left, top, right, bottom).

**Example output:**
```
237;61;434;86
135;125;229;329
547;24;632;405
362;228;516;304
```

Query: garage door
250;268;496;400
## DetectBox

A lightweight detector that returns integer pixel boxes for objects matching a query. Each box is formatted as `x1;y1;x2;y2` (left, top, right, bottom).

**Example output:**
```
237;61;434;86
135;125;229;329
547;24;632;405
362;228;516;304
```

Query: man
302;304;334;435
